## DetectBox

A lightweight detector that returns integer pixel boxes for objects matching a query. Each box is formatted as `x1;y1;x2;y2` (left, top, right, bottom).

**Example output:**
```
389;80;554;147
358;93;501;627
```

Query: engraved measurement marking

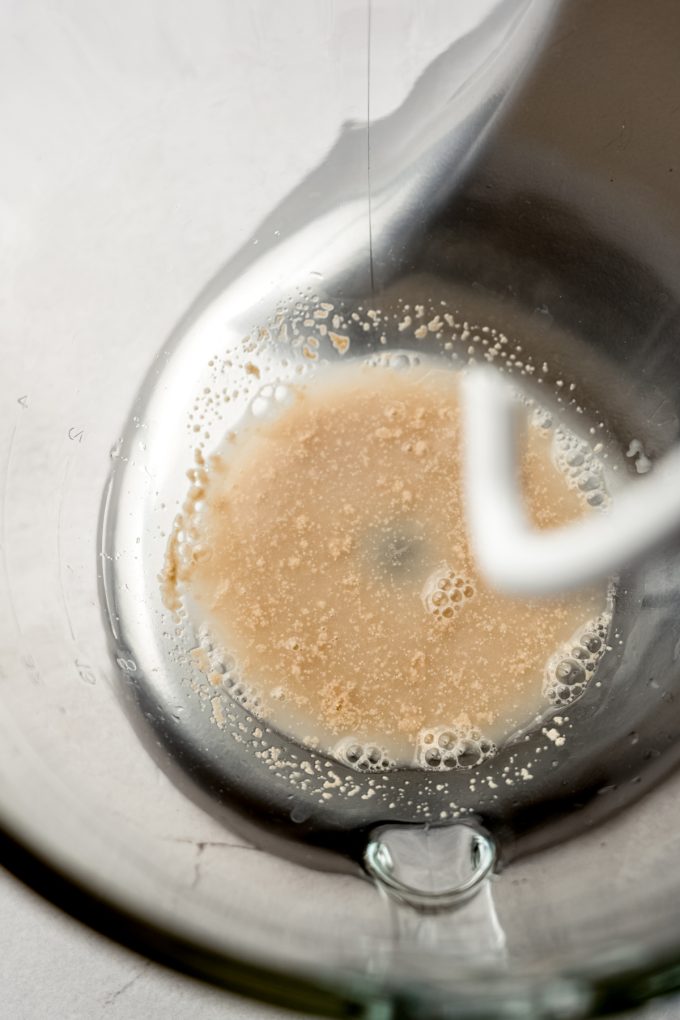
68;427;84;443
75;659;97;685
116;655;137;674
57;456;76;643
1;425;21;636
17;395;28;408
22;653;41;686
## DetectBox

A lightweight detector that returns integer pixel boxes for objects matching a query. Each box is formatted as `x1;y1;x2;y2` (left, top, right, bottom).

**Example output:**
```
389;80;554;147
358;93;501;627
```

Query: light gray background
0;867;288;1020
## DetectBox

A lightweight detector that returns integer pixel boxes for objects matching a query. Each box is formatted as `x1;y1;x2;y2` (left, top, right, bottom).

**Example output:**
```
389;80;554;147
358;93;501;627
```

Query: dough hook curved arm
461;368;680;595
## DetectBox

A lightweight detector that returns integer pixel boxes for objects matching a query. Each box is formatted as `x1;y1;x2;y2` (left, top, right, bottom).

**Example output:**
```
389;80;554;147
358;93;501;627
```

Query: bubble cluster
422;563;475;620
415;725;496;771
531;406;553;431
544;613;611;706
192;627;261;715
249;382;293;421
368;350;421;372
334;738;395;772
552;427;609;510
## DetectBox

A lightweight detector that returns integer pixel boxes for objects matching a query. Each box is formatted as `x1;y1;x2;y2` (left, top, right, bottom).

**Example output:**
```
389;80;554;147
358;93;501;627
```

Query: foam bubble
415;724;496;771
531;406;554;430
368;350;421;372
334;737;394;771
422;563;475;620
552;426;610;511
543;612;612;707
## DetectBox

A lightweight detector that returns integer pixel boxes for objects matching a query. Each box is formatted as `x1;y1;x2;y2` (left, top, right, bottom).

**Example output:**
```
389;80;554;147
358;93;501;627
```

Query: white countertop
0;867;289;1020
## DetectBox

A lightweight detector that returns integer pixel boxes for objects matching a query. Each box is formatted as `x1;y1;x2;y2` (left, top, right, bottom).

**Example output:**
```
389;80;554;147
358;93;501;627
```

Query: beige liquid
164;360;609;766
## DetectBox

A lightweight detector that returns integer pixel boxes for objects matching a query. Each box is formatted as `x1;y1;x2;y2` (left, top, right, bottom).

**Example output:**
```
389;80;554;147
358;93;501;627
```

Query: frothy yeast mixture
163;359;610;768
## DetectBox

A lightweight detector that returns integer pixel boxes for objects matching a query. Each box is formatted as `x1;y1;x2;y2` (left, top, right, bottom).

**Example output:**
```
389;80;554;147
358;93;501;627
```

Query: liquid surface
163;360;610;767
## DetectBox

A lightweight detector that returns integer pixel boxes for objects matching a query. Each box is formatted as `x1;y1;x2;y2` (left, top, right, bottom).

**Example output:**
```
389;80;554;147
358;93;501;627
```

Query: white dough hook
461;367;680;595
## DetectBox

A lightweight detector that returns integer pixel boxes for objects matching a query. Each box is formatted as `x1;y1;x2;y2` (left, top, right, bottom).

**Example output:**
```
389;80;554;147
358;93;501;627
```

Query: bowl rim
2;813;680;1019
